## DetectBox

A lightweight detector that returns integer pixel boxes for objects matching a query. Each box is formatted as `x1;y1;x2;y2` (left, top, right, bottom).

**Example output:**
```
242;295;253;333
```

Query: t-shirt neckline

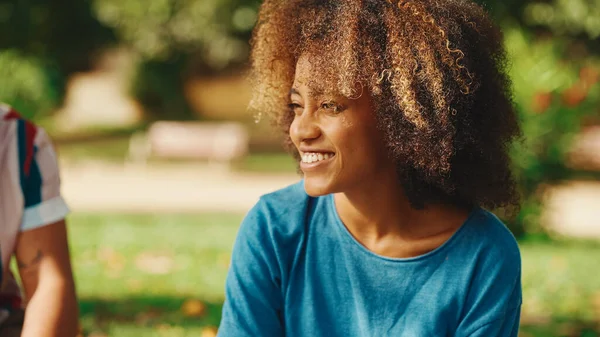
327;193;481;263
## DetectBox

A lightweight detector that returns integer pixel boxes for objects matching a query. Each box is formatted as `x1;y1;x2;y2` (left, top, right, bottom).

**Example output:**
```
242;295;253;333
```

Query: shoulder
256;180;311;215
0;103;58;177
0;102;14;119
0;103;50;148
455;208;521;292
0;104;69;229
244;180;313;237
459;208;522;295
473;209;520;264
455;209;523;333
233;180;314;272
238;180;318;253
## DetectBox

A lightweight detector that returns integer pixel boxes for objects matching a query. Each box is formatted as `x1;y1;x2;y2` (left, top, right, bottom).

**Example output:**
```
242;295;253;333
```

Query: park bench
127;121;249;166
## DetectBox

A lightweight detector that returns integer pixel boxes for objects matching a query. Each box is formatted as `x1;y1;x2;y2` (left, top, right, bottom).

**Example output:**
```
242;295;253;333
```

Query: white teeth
301;152;334;164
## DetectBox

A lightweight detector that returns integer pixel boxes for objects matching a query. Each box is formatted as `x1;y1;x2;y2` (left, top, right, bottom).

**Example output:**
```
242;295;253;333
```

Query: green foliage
92;0;258;69
0;0;115;119
0;50;59;119
90;0;261;119
130;58;194;121
505;27;600;235
0;0;115;72
523;0;600;39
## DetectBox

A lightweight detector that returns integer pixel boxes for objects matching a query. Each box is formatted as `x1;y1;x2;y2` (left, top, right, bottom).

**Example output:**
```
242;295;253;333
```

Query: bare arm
15;219;79;337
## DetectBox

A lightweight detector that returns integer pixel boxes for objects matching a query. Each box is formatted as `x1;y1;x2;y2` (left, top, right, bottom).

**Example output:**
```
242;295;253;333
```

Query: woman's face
289;56;394;196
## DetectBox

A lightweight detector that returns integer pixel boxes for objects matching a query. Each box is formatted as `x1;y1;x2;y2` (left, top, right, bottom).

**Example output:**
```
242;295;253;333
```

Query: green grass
64;212;600;336
69;213;243;336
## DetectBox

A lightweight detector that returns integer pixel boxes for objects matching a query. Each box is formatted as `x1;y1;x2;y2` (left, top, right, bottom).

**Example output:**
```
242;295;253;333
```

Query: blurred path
60;161;298;213
60;161;600;239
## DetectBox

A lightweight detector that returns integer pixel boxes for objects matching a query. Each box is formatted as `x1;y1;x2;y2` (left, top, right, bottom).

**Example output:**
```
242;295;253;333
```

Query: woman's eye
288;103;303;115
321;102;344;113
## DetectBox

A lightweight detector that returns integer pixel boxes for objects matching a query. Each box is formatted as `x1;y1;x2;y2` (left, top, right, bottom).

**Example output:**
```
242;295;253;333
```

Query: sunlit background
1;0;599;336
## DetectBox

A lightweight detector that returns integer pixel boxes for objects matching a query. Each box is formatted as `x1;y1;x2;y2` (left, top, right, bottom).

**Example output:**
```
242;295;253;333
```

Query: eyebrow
289;88;301;96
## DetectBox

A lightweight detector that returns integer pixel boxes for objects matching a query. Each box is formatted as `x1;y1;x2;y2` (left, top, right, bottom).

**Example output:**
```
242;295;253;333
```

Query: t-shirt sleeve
21;127;70;231
464;305;521;337
217;199;285;337
456;236;522;337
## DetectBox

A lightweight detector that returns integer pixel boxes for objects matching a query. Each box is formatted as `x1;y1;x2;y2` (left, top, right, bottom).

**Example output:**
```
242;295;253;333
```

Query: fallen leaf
97;247;126;275
135;252;174;275
557;323;580;337
127;279;143;291
97;247;116;261
155;323;171;331
591;292;600;318
181;299;207;318
135;308;162;325
201;326;218;337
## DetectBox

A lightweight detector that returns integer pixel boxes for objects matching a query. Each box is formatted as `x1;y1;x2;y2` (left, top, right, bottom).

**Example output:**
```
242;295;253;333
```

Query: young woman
219;0;522;336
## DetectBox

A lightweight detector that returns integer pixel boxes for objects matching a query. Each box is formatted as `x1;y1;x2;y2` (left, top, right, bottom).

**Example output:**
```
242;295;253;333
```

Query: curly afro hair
249;0;521;211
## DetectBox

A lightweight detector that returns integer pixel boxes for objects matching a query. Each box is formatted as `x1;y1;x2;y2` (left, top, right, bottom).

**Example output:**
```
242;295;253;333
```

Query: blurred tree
523;0;600;41
478;0;599;54
92;0;261;119
0;50;57;119
504;27;600;236
0;0;115;119
474;0;600;236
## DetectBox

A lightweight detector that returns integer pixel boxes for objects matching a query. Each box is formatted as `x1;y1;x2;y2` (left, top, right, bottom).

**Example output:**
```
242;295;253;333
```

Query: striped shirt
0;103;70;314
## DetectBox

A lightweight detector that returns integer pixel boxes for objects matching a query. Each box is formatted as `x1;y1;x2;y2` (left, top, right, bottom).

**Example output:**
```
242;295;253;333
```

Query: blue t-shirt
218;181;522;337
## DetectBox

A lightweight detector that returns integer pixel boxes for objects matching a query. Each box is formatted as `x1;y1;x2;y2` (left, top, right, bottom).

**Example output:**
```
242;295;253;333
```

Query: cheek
343;127;387;166
340;114;354;128
331;129;371;165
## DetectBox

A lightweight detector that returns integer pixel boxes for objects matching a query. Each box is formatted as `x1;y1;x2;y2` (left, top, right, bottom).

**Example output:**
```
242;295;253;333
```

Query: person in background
218;0;522;336
0;103;79;336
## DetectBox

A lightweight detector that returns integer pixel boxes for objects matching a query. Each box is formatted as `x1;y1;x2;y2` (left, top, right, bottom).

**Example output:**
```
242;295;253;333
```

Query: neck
333;170;468;241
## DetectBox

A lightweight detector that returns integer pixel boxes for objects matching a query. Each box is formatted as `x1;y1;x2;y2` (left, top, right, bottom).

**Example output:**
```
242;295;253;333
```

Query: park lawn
64;213;600;337
68;213;242;337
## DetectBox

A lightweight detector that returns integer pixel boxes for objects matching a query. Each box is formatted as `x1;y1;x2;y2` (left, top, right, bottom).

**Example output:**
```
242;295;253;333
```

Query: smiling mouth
300;152;336;164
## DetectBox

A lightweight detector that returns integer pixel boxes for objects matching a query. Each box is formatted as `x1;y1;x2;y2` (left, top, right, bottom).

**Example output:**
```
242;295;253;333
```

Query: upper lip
298;147;335;154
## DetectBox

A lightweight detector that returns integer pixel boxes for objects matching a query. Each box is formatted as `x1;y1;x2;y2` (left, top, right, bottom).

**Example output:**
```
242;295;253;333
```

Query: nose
290;111;321;145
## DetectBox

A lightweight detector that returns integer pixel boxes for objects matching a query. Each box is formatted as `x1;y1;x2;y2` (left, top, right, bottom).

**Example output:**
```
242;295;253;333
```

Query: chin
302;177;335;197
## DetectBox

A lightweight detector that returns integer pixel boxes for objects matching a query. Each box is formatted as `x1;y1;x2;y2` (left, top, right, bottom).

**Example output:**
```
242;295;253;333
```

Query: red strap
3;109;20;121
23;121;37;176
3;108;37;176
